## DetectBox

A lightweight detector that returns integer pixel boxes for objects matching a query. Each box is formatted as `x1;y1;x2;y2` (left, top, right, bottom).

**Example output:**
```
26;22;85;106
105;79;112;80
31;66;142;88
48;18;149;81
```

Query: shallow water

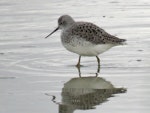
0;0;150;113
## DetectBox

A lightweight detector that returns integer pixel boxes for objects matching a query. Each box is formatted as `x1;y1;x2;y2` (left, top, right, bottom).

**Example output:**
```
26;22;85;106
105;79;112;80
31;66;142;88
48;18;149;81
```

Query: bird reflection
59;77;126;113
50;66;127;113
77;63;100;77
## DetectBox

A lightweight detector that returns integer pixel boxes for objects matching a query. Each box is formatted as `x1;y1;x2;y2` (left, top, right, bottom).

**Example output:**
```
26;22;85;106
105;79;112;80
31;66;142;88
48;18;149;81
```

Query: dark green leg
76;55;81;67
96;56;100;66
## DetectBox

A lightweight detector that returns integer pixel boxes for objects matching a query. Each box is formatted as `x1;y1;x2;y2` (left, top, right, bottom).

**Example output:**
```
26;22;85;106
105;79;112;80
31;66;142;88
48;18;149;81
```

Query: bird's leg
96;56;101;76
96;56;100;66
76;55;81;67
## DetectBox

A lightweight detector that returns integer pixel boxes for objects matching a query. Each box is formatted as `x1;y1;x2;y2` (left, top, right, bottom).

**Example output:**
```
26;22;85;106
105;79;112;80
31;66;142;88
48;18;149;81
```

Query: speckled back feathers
64;22;126;45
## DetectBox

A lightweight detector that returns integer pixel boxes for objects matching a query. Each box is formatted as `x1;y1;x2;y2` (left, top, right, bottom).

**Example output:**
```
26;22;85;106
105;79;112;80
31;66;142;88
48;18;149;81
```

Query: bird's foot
76;63;81;68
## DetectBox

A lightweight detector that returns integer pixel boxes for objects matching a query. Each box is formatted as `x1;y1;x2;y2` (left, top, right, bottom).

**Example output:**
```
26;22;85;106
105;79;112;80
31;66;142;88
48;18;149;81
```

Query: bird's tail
120;39;127;45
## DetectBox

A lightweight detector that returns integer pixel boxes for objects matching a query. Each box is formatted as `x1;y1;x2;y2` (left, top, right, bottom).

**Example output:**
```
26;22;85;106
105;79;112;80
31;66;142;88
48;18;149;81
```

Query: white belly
62;40;114;56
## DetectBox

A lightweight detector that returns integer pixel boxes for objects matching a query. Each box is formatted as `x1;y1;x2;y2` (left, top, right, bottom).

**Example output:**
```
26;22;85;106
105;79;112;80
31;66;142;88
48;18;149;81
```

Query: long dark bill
45;27;59;38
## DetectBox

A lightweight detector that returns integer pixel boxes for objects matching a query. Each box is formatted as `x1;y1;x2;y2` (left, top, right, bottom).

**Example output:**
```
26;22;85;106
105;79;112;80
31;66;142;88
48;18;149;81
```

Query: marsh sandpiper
45;15;126;67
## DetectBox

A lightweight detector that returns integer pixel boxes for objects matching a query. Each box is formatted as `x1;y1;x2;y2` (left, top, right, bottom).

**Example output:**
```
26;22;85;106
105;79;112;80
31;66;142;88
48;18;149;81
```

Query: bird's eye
59;21;63;25
59;21;66;25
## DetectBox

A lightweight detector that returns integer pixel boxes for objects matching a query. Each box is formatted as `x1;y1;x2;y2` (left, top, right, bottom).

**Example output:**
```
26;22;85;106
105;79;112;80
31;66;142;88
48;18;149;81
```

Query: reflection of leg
96;56;100;77
96;65;100;77
76;65;81;77
76;55;81;67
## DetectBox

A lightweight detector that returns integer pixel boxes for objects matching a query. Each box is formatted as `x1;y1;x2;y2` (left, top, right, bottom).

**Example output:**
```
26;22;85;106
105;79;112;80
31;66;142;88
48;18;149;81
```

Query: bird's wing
68;22;126;45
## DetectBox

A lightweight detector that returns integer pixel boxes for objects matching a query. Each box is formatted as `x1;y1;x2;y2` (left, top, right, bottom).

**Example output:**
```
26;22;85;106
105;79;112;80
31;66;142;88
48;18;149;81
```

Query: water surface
0;0;150;113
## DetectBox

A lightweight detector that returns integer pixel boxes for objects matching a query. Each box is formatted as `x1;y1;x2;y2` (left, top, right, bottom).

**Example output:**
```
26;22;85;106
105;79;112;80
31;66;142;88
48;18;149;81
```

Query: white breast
61;37;114;56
